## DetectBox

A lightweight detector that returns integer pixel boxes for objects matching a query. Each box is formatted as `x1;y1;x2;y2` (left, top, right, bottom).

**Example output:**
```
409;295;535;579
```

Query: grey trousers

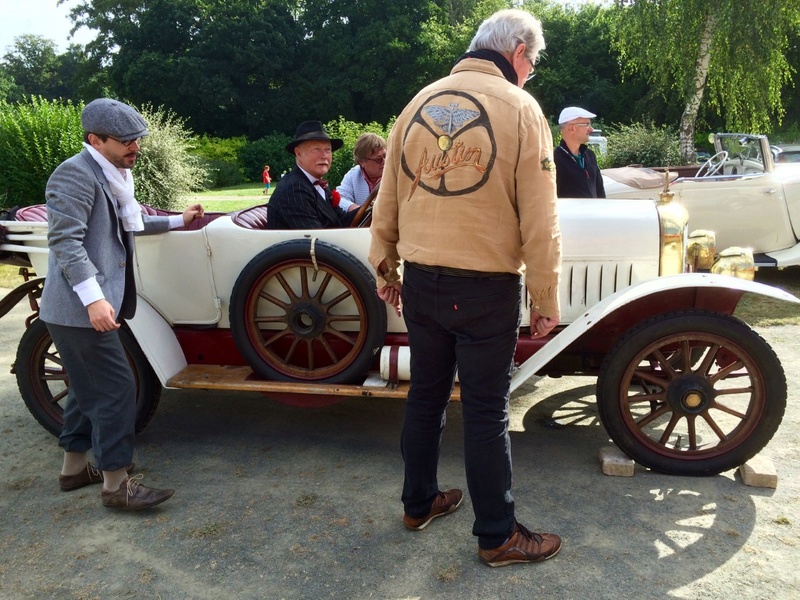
45;322;136;472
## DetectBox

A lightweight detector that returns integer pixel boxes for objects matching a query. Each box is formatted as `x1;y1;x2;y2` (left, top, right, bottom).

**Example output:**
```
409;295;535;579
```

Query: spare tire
229;239;387;383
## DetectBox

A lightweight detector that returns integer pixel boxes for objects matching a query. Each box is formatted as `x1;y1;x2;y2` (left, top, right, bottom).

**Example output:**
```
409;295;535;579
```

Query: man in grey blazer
41;98;204;510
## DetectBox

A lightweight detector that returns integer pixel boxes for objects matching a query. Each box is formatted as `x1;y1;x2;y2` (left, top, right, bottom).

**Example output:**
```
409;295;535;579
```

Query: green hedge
0;97;207;210
0;97;83;207
604;123;681;168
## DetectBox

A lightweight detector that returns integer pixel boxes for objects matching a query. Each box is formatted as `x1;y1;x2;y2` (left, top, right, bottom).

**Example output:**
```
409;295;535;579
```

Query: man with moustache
42;98;205;510
267;121;356;229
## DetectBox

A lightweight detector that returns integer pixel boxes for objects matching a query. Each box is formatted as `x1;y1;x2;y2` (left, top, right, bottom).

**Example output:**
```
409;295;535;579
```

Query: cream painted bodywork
604;133;800;266
129;197;662;332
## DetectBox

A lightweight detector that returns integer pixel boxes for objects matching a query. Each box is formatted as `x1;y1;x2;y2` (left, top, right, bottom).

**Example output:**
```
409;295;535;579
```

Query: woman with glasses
335;133;386;212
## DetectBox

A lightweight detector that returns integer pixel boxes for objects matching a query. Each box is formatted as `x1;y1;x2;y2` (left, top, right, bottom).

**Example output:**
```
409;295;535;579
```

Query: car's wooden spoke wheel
15;319;160;437
597;311;786;475
230;240;387;384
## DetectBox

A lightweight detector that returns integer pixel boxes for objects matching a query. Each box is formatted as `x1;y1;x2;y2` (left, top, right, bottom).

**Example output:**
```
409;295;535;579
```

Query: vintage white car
1;192;798;477
604;133;800;268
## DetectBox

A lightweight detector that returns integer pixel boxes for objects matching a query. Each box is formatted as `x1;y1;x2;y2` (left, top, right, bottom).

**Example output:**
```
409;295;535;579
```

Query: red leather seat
11;203;224;230
13;205;48;222
231;205;269;229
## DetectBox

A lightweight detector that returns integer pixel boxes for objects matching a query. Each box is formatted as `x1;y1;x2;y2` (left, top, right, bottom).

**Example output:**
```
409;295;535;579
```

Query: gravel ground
0;291;798;600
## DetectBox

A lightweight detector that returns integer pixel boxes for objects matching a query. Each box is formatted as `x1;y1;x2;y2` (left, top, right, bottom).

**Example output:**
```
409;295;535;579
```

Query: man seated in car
267;121;356;229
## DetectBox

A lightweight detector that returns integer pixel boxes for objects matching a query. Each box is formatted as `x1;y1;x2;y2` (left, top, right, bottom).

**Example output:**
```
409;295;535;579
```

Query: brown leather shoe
101;475;174;510
59;462;135;492
403;489;463;531
479;522;562;567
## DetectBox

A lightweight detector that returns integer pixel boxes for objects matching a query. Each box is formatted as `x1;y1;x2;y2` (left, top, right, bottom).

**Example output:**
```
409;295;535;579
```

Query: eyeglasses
572;123;592;128
526;58;536;82
107;136;141;147
363;155;386;165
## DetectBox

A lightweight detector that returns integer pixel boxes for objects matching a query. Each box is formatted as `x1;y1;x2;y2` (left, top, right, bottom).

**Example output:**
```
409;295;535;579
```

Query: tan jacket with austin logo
369;57;562;320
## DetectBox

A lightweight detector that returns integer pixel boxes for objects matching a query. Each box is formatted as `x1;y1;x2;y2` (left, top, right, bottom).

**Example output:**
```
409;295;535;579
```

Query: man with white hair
555;106;606;198
370;9;562;567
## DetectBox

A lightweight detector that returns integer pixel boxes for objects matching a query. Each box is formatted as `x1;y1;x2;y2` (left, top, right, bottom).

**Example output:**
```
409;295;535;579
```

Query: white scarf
83;142;144;232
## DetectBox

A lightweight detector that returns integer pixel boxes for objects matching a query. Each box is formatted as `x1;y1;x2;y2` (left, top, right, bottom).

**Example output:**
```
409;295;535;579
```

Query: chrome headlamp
711;246;755;281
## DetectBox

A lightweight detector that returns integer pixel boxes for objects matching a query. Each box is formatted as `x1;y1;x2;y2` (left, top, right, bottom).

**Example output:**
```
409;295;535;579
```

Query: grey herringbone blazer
40;149;170;328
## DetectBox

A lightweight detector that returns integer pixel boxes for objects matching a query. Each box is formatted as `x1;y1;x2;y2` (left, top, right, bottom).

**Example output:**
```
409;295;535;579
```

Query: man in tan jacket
369;8;562;567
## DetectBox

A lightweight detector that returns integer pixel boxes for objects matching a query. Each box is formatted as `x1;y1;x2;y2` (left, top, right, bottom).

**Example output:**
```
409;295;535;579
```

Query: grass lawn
181;182;268;212
734;267;800;326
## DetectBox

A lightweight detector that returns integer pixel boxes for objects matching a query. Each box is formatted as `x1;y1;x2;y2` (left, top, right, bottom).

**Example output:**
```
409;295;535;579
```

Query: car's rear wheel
229;239;387;384
596;310;786;475
14;319;161;437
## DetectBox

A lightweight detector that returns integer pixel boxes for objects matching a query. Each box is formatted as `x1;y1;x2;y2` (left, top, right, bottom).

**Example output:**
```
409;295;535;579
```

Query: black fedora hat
285;121;343;154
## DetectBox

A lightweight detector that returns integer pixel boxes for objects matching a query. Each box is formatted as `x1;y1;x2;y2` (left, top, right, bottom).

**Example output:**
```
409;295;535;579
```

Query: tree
68;0;301;137
63;0;514;137
522;0;651;127
0;68;21;103
1;35;62;100
0;35;106;103
610;0;800;162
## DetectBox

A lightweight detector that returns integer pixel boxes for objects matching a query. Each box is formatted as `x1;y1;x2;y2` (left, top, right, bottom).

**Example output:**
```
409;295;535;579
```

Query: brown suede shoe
59;462;135;492
403;489;463;531
479;522;562;567
101;475;174;510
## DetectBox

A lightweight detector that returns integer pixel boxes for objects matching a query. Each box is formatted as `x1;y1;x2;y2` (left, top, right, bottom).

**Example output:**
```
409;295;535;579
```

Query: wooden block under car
599;445;635;477
738;454;778;489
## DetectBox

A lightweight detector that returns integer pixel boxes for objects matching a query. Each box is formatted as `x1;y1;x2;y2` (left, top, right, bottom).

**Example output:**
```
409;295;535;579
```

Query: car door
672;174;795;253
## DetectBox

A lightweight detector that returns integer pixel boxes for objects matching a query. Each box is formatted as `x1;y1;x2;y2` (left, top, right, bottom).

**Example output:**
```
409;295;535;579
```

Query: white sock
61;452;89;476
102;468;129;492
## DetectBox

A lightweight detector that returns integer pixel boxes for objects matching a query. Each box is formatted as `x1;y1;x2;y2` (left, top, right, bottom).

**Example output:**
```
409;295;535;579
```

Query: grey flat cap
81;98;148;141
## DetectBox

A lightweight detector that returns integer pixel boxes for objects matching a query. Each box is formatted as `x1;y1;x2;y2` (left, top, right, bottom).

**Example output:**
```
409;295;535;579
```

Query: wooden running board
166;364;462;400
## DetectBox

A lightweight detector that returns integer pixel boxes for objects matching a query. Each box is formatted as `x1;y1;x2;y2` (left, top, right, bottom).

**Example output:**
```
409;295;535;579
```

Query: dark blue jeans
46;323;136;472
400;263;521;549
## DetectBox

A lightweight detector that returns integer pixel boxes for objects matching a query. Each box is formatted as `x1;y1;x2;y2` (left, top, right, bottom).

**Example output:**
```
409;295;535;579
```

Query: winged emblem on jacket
425;103;479;152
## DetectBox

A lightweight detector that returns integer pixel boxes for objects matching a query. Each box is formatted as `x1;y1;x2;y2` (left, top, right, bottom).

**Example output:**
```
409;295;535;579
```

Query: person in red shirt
262;165;272;195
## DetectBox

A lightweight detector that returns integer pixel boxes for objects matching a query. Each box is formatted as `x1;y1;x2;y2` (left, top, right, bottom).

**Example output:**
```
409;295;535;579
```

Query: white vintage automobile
604;133;800;268
1;192;797;476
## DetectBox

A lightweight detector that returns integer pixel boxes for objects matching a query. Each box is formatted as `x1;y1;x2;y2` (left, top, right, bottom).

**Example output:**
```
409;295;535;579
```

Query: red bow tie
313;179;328;189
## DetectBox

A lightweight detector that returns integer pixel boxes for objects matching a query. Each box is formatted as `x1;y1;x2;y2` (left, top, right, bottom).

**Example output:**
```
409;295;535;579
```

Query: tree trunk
680;10;716;164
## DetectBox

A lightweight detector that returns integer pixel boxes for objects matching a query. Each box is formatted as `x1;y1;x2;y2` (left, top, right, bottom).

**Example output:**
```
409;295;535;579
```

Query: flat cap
81;98;148;141
558;106;596;125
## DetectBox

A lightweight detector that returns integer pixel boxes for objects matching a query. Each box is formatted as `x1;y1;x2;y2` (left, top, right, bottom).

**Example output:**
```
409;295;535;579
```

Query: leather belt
405;261;511;278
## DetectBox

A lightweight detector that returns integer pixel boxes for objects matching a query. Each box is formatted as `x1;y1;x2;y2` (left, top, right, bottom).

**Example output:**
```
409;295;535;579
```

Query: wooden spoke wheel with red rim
596;310;786;475
14;319;161;437
229;239;387;384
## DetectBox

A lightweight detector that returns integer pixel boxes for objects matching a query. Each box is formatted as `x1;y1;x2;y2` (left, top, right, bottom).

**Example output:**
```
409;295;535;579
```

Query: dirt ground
0;291;798;600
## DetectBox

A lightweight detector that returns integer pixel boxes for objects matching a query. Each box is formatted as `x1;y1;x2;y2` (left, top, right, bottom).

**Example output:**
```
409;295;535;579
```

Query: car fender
510;273;800;393
0;277;44;321
125;295;187;387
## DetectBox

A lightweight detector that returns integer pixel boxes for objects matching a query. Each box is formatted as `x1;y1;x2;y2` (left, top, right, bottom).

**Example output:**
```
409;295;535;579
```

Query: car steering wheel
350;184;380;228
695;150;729;177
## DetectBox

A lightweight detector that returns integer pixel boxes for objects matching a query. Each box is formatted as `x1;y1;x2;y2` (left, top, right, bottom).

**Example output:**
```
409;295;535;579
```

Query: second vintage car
604;133;800;268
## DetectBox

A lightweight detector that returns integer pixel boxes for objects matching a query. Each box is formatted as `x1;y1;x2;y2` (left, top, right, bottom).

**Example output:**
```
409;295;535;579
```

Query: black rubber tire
229;239;387;384
596;310;786;476
14;319;161;438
